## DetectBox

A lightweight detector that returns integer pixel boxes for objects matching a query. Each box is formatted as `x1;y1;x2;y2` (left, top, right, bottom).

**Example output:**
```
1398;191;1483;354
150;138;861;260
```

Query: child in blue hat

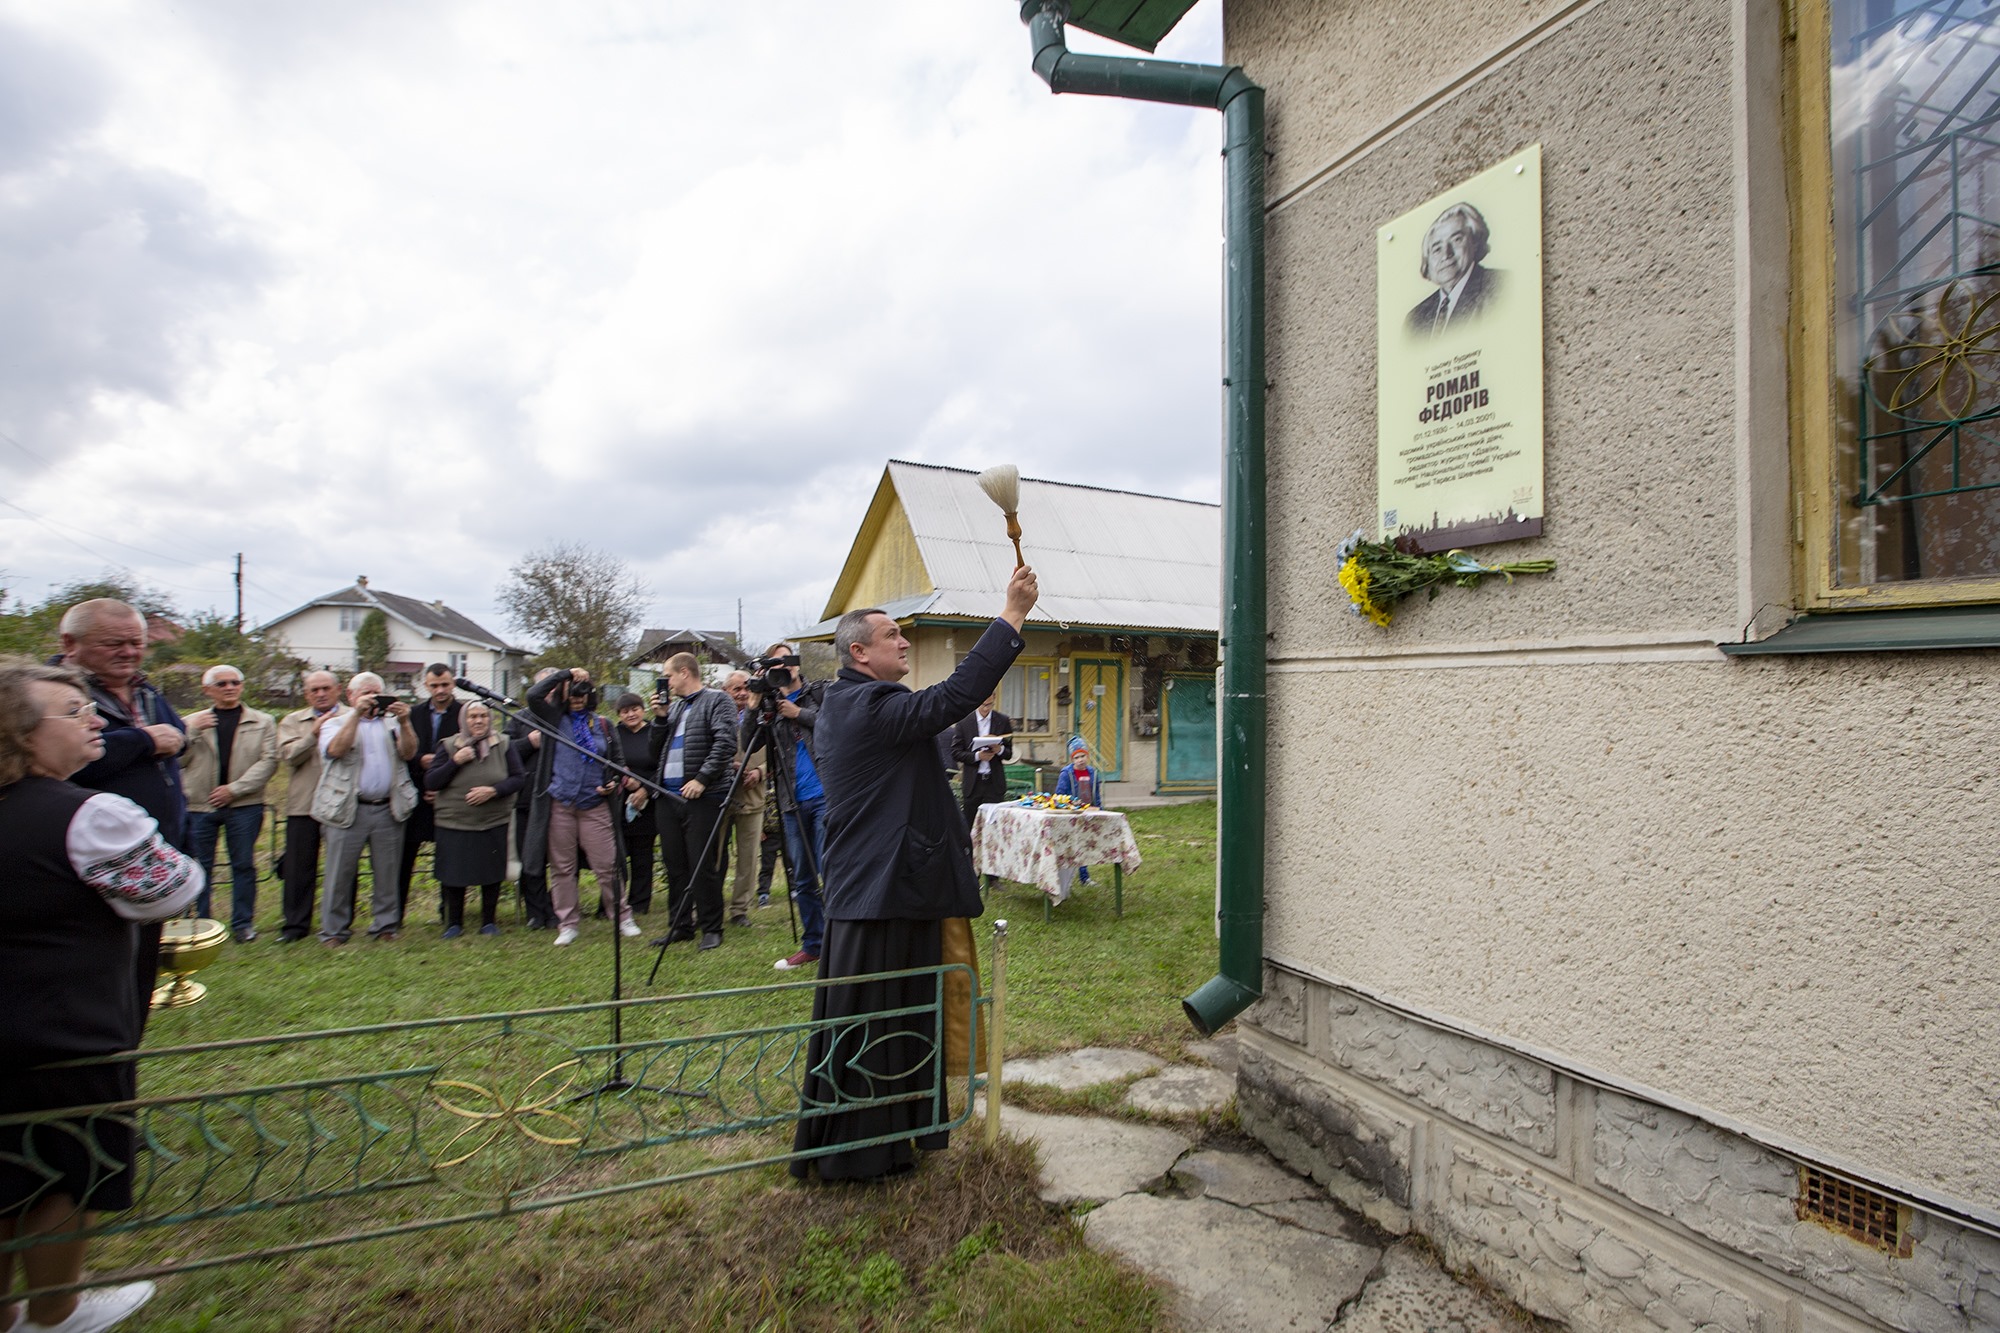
1054;735;1101;886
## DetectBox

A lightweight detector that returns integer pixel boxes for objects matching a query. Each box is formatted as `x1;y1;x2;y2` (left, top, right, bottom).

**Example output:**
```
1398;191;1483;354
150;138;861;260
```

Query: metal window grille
1797;1166;1913;1255
1834;0;2000;583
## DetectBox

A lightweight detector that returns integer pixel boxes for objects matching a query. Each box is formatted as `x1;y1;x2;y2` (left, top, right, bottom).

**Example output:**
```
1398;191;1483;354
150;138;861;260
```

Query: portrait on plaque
1376;145;1545;551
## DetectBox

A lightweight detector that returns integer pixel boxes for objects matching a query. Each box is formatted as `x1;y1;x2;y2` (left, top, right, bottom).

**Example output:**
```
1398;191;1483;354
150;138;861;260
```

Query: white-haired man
180;664;278;941
313;672;416;944
276;670;346;942
1405;201;1502;338
57;596;188;1027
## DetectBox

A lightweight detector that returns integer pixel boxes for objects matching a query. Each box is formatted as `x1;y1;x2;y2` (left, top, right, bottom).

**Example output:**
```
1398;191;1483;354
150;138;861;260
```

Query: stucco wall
1230;0;2000;1212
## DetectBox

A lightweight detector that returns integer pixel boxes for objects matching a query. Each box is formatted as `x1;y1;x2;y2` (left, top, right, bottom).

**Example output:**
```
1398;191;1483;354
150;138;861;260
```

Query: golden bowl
152;917;228;1009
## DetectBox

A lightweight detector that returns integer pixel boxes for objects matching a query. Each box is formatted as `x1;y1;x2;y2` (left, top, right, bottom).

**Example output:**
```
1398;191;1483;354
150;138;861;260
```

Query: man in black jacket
790;564;1036;1183
649;653;737;950
57;597;188;1030
949;693;1013;831
398;664;461;921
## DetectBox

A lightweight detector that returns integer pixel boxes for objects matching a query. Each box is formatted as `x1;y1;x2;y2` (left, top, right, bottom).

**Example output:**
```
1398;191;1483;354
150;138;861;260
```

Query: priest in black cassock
790;563;1038;1182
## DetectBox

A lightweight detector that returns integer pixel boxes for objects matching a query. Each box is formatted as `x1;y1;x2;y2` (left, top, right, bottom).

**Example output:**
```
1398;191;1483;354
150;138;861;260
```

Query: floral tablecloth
970;804;1142;901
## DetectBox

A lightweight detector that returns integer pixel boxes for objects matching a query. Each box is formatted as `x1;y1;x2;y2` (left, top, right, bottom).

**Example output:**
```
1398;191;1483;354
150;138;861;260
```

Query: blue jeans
191;803;266;932
780;793;827;957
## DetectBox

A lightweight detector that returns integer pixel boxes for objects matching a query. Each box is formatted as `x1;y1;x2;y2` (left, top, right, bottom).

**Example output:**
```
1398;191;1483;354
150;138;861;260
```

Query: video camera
742;654;801;696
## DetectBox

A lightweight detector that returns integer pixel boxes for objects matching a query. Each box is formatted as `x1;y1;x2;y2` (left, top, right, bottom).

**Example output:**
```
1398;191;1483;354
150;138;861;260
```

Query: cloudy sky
0;1;1224;652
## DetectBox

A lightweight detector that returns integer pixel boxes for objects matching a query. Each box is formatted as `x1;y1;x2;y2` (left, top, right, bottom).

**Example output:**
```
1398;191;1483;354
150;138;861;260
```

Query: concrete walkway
993;1038;1536;1333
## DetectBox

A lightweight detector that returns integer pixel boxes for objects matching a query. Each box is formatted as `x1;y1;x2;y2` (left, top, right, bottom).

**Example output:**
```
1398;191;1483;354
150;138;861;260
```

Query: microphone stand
455;677;689;1101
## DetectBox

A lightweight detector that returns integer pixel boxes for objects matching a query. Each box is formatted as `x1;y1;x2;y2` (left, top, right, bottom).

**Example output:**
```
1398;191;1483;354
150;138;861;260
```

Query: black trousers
280;814;323;940
514;803;555;928
396;801;435;916
623;821;656;912
759;819;784;895
657;794;728;934
961;769;1009;830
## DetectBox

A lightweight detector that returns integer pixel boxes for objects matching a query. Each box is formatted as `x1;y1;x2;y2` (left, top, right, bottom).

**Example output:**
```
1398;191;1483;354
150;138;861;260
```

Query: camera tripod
645;686;822;986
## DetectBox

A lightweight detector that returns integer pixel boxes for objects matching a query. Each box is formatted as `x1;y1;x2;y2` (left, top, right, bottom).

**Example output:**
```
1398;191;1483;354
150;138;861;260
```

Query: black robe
790;617;1024;1181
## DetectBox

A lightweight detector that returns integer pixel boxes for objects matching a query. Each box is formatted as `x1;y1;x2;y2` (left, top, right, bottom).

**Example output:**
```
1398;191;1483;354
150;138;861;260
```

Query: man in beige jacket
723;671;770;928
181;664;278;941
276;670;344;942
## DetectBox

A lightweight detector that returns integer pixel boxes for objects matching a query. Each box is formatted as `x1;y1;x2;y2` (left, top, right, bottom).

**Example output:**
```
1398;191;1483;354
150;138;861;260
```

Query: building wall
848;497;933;610
1228;0;1999;1323
273;605;519;693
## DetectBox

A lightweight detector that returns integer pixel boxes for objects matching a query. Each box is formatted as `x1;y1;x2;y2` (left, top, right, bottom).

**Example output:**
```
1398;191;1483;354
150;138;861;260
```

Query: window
338;608;361;631
447;652;469;679
999;659;1054;735
1798;0;2000;605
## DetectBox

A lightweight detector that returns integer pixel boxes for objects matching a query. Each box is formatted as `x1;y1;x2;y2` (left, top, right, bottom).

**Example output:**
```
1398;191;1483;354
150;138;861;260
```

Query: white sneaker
618;919;641;937
20;1280;156;1333
553;927;578;946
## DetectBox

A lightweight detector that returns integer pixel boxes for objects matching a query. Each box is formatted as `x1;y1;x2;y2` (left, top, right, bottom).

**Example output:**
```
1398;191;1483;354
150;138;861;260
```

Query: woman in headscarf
0;660;202;1333
422;701;526;938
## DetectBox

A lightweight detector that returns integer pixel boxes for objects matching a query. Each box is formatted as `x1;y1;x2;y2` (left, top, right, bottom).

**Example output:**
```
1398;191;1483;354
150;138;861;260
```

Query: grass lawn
80;798;1225;1331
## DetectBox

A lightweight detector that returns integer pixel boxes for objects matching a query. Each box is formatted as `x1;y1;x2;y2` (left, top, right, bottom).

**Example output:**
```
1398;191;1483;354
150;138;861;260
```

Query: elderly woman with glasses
422;701;527;938
0;660;203;1333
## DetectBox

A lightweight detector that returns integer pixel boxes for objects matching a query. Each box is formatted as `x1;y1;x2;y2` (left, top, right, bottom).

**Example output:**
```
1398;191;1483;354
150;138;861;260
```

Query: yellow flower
1337;556;1393;627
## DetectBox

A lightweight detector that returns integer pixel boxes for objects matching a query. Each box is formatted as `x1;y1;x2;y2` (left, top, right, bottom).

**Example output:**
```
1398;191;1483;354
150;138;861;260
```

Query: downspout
1019;0;1265;1036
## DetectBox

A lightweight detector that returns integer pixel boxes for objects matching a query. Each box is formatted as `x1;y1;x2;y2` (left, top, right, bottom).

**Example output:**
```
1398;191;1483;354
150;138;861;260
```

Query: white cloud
0;0;1226;651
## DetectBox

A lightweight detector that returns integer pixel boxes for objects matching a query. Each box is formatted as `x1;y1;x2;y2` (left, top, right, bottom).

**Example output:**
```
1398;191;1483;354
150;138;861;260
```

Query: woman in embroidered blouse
0;661;203;1333
423;702;527;939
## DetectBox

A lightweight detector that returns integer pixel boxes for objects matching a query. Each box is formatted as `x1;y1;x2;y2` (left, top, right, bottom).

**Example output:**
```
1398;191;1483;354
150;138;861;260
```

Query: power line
0;499;230;572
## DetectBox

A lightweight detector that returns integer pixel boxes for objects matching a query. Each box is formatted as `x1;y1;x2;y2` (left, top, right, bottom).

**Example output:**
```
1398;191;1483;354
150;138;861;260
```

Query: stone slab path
993;1036;1536;1333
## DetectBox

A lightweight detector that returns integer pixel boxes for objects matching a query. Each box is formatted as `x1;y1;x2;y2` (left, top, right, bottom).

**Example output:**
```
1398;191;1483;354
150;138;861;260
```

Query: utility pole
737;598;743;650
234;554;244;632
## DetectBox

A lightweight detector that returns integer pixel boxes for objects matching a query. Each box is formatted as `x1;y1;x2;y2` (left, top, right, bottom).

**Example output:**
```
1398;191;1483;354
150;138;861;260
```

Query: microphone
455;677;519;706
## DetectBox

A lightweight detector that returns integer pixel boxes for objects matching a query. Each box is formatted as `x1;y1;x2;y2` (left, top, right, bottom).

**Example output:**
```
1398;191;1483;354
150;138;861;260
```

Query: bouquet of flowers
1335;529;1554;627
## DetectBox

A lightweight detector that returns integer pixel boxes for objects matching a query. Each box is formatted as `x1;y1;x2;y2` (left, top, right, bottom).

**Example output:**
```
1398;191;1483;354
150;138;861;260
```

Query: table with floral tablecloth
969;804;1141;916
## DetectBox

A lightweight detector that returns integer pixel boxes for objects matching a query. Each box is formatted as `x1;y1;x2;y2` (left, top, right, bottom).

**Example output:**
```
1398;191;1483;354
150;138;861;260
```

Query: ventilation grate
1798;1167;1912;1256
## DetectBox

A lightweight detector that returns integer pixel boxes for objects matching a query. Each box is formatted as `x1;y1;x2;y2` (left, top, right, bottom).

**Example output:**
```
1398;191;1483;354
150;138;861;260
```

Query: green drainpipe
1019;0;1266;1037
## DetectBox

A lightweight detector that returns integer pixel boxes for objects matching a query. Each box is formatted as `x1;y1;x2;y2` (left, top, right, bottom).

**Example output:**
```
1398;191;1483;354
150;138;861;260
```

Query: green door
1069;656;1125;781
1160;672;1217;791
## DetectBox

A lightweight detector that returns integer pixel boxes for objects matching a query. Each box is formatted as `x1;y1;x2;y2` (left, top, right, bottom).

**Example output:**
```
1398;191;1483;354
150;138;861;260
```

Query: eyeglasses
40;701;101;724
211;679;244;688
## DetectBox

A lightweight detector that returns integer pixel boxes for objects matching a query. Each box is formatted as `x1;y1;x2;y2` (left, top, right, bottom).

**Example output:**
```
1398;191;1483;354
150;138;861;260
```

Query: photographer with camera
526;668;638;947
313;672;418;944
747;642;827;972
648;653;737;951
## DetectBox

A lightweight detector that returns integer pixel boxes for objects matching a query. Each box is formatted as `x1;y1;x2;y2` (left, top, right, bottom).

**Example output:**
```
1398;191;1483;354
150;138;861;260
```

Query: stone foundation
1238;967;2000;1332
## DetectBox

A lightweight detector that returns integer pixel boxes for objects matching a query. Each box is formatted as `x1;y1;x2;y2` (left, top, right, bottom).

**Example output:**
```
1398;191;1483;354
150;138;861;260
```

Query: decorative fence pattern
1;924;1008;1299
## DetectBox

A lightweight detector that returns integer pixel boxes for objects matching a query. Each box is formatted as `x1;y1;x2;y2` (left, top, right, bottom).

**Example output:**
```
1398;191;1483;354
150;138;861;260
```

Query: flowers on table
1334;528;1554;628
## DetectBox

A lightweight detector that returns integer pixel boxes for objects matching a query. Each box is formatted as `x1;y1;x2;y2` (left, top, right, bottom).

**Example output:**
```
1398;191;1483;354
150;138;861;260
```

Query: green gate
1;925;1010;1303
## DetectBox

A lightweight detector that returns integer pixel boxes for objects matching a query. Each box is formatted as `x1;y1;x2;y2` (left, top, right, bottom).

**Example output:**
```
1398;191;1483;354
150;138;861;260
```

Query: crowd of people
2;569;1058;1328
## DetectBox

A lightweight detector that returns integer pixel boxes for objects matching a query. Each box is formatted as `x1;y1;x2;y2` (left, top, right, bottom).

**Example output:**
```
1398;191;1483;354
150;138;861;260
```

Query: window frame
1791;0;2000;610
999;657;1056;738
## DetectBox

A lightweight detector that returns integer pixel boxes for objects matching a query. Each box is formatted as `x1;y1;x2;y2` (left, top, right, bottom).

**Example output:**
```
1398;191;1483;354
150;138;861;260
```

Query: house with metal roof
800;459;1221;799
259;577;530;696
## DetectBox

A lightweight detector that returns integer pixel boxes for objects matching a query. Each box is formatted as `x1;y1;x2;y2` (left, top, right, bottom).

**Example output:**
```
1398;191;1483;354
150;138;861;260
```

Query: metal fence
1;922;1009;1300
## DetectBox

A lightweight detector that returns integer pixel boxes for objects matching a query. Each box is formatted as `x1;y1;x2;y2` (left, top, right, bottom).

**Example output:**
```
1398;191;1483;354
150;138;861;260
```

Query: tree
354;609;391;677
497;542;650;685
149;609;306;711
0;571;178;663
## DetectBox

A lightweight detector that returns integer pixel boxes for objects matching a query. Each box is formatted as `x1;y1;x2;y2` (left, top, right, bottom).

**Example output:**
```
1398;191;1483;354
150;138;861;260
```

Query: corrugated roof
813;461;1219;636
